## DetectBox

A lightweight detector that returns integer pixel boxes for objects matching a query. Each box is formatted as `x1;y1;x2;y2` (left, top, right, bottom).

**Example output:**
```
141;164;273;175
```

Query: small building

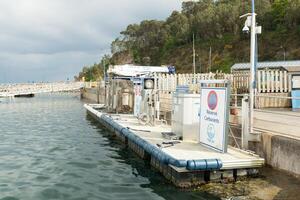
231;60;300;75
231;60;300;108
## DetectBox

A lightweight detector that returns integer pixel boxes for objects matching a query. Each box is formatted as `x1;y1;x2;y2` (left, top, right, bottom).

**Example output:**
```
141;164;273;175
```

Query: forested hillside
76;0;300;81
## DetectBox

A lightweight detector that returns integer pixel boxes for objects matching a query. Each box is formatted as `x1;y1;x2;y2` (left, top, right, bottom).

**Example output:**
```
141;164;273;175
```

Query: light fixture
144;79;154;89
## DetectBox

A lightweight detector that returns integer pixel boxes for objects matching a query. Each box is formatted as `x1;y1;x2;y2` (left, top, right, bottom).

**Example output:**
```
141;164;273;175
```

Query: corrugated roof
231;60;300;71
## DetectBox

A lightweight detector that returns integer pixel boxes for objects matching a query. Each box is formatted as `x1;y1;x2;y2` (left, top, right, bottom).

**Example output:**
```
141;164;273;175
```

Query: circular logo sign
207;123;215;143
207;90;218;110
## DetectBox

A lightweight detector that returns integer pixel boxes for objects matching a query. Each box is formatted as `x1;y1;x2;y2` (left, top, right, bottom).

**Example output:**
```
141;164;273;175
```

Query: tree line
77;0;300;81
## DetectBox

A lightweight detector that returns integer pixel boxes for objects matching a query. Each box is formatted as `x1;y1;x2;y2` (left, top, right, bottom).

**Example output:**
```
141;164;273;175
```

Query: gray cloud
0;0;181;83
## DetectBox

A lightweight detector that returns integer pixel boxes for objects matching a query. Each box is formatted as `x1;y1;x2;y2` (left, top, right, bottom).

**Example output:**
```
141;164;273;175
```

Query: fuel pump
138;77;155;125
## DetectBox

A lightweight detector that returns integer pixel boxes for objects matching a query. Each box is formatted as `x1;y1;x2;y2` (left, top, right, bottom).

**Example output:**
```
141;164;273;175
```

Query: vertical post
262;70;266;93
257;70;261;93
279;70;283;93
102;60;107;106
284;71;288;92
242;95;249;149
249;0;256;134
116;80;119;114
199;56;201;73
275;70;279;92
208;46;212;72
193;33;196;75
155;74;160;122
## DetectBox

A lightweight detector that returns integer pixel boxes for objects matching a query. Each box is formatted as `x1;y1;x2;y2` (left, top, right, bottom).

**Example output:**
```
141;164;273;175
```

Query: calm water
0;94;299;200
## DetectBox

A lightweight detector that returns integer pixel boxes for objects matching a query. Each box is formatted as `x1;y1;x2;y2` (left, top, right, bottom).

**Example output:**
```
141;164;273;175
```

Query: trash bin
291;75;300;109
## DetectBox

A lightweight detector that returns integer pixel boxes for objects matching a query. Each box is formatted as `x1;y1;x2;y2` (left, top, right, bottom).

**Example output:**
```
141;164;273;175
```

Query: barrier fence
155;73;232;92
154;70;291;94
257;70;290;93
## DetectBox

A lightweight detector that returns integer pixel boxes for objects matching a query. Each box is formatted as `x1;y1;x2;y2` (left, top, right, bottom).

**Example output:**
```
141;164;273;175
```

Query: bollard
242;95;249;149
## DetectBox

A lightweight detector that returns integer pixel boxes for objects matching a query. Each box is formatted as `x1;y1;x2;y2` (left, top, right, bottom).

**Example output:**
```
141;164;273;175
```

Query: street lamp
240;0;262;135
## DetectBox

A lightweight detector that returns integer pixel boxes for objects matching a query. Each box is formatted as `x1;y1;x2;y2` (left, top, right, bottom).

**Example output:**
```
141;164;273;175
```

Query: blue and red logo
207;90;218;110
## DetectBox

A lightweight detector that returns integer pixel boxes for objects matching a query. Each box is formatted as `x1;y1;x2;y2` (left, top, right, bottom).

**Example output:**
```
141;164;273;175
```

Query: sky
0;0;181;83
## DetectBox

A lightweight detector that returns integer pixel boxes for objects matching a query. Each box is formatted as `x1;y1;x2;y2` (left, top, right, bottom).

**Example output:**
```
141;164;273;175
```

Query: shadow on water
85;114;300;200
85;115;221;200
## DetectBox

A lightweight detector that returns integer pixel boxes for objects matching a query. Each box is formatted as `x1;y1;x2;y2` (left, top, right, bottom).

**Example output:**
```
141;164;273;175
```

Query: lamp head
242;25;250;34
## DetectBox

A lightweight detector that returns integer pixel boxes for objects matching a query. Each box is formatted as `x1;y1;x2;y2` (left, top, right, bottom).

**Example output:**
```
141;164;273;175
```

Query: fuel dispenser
134;77;156;125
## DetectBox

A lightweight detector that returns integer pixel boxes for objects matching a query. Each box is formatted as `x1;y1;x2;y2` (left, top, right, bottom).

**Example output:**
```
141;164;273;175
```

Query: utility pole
199;56;201;73
280;46;286;61
208;46;212;72
193;33;196;75
249;0;257;134
240;0;261;136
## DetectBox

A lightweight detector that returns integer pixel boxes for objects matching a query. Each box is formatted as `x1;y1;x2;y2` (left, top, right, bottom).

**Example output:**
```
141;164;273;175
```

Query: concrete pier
231;109;300;177
84;104;264;187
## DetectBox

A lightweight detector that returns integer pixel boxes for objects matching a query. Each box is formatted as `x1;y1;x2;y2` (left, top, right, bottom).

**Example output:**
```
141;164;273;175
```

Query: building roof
231;60;300;72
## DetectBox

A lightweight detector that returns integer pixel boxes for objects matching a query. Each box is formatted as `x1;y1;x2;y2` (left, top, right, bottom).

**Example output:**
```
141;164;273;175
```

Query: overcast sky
0;0;181;83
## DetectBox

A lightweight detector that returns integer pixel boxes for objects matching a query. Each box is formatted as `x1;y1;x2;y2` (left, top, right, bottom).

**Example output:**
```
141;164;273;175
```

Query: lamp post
240;0;261;135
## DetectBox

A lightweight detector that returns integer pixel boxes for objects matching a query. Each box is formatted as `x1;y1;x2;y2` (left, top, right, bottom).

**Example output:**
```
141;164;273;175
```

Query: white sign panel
199;88;228;153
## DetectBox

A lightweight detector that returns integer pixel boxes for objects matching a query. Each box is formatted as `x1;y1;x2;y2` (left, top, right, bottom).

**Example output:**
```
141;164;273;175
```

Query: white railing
232;70;291;93
257;70;290;93
155;72;233;92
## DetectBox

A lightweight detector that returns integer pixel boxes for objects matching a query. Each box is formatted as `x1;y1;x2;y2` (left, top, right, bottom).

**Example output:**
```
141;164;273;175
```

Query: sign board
199;86;229;153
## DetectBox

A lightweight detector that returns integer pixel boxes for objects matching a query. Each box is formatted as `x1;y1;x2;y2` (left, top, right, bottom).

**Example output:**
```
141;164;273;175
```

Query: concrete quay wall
230;122;300;177
249;133;300;177
230;110;300;177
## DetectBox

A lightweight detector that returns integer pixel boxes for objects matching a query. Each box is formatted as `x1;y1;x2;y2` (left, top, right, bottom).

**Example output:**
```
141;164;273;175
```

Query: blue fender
186;159;222;171
100;116;223;171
